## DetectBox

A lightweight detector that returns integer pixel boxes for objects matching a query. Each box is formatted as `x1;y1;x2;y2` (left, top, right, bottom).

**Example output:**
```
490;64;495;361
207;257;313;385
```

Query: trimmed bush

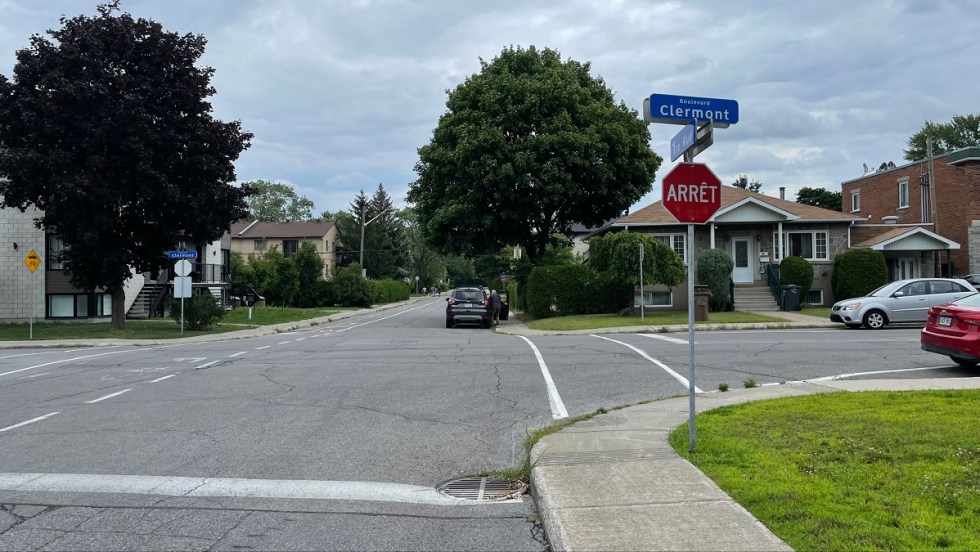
371;279;411;303
170;293;224;330
584;269;632;314
832;249;888;300
331;263;375;307
525;264;594;318
779;256;814;301
697;248;734;311
310;279;335;307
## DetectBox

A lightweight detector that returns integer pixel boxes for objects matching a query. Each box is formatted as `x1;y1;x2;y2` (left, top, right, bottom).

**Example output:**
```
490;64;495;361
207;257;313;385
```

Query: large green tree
796;187;842;212
0;2;251;329
408;45;660;262
368;184;405;279
244;180;315;222
904;114;980;161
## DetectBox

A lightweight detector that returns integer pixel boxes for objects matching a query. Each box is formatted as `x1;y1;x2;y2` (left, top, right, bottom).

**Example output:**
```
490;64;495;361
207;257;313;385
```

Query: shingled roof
614;186;865;226
230;221;335;239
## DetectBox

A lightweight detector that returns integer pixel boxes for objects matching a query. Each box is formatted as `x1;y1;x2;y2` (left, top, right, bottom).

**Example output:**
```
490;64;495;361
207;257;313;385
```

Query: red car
921;293;980;367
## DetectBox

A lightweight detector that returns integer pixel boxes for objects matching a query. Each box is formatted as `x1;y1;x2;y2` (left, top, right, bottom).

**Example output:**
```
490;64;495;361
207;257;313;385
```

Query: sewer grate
436;477;527;501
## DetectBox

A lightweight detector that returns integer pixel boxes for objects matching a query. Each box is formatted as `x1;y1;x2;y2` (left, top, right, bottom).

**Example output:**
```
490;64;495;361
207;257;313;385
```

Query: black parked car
446;287;491;328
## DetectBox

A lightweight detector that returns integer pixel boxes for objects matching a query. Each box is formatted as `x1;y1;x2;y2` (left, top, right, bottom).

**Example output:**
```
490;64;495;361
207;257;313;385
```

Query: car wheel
862;310;886;329
951;356;979;368
446;319;454;328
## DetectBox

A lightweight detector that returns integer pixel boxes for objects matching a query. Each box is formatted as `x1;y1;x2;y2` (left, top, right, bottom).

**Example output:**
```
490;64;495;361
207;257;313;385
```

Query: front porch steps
733;285;780;312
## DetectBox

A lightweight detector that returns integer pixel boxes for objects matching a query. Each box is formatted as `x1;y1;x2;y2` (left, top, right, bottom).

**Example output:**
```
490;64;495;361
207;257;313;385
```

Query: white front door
732;238;754;283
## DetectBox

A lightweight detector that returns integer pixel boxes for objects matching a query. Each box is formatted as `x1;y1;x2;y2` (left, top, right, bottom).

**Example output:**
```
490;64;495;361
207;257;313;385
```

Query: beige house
229;221;340;278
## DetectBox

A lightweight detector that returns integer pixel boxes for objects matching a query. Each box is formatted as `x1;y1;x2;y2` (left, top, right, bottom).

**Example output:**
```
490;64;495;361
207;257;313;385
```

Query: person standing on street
488;289;502;327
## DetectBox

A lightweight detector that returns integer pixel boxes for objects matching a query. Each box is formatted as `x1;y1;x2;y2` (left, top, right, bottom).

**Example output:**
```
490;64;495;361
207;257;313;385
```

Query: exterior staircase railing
766;263;781;307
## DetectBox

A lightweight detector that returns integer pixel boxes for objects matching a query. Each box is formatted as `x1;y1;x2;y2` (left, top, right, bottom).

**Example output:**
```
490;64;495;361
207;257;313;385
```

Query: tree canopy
244;180;315;222
0;2;251;329
408;45;660;262
796;187;842;212
904;114;980;161
732;175;763;193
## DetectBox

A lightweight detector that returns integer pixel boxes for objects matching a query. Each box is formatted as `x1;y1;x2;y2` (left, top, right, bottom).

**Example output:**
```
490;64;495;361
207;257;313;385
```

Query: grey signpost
645;93;737;451
173;259;193;334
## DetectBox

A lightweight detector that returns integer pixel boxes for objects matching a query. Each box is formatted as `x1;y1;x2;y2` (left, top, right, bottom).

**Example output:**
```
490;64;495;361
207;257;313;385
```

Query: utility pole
927;137;940;274
359;206;394;278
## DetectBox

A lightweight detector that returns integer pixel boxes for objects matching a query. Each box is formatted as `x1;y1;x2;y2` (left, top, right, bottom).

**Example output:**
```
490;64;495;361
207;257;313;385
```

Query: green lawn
669;391;980;551
801;307;832;319
0;306;361;341
524;311;787;331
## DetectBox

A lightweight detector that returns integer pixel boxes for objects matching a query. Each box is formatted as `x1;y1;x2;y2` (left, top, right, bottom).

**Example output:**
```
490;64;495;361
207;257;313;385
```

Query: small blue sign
168;250;198;260
670;123;696;161
645;93;739;127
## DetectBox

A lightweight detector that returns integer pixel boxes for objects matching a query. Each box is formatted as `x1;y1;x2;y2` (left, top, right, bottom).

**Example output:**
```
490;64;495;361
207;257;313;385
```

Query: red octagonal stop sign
662;163;722;224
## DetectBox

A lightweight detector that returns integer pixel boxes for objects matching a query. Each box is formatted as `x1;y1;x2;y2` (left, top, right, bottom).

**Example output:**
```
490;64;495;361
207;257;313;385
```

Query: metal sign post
687;224;696;451
23;249;42;339
173;260;193;333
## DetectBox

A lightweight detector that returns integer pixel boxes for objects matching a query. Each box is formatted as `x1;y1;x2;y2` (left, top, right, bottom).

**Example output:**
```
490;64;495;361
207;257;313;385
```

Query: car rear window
454;291;483;301
953;293;980;307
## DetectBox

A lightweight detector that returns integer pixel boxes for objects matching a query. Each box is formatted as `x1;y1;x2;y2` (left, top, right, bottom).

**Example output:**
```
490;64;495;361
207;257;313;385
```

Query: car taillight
482;300;488;306
447;299;455;306
959;316;980;326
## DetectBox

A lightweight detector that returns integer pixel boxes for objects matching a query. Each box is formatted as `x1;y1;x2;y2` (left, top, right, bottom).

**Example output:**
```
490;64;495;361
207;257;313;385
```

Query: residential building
596;186;866;310
841;146;980;279
229;221;340;278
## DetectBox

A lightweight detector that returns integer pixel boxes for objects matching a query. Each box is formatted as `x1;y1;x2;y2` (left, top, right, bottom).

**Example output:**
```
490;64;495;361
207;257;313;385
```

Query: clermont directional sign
168;250;197;260
644;93;739;128
662;163;722;224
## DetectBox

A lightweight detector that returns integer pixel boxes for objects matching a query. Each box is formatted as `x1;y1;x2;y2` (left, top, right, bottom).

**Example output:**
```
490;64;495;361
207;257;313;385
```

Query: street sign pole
687;223;696;452
639;243;645;321
30;272;35;340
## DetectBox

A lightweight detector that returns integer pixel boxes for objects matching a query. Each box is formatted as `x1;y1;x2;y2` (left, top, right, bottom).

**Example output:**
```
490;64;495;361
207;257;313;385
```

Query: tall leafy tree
401;207;441;290
243;180;315;222
732;175;763;193
796;187;842;212
409;45;660;262
0;2;251;329
904;114;980;161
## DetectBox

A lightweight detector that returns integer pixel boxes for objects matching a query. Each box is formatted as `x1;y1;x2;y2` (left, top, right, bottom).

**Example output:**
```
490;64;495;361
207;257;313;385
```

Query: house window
634;290;672;307
850;191;860;212
898;178;909;209
47;234;65;269
253;239;266;251
773;231;829;261
47;293;110;318
806;289;823;306
651;234;686;263
282;239;299;257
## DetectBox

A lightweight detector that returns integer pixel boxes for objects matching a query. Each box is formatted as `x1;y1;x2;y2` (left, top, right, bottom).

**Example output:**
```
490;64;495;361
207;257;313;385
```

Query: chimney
779;187;785;200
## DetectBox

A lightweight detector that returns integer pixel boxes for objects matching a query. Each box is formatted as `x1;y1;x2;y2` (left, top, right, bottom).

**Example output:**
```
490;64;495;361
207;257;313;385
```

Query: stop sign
662;163;722;224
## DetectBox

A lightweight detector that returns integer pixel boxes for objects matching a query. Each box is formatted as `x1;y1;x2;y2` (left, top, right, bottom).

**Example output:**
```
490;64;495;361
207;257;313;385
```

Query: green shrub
697;248;734;311
309;279;335;307
170;293;224;330
584;269;633;313
525;264;595;318
331;263;376;307
779;256;814;300
371;278;411;303
832;249;887;300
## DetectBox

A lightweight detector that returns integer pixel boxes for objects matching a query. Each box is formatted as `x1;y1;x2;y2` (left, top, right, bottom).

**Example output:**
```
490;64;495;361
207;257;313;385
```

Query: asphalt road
0;299;975;550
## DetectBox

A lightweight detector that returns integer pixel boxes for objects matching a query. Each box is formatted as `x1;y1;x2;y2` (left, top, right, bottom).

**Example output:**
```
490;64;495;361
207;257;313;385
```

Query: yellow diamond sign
24;248;41;273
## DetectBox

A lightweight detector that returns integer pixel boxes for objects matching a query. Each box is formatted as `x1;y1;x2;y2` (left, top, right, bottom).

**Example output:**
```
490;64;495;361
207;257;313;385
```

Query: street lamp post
359;206;393;278
415;275;420;294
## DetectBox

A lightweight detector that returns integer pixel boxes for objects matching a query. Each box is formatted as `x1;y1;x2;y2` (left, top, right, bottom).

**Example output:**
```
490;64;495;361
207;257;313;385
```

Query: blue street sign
670;123;697;161
168;250;198;260
644;93;739;127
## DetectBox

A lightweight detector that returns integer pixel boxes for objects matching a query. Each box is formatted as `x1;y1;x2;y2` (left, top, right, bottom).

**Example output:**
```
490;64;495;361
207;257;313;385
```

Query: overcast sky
1;0;976;217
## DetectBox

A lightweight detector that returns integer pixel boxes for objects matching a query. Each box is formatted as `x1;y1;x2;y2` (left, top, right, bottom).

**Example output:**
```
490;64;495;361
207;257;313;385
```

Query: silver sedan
830;278;977;329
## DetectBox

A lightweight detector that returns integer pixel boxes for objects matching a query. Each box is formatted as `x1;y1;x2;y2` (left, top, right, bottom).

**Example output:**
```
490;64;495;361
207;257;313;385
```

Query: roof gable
853;226;959;251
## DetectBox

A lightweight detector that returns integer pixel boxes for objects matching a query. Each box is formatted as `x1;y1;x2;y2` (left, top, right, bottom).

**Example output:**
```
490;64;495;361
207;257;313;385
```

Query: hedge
371;279;411;303
697;248;734;311
832;249;887;300
779;256;814;301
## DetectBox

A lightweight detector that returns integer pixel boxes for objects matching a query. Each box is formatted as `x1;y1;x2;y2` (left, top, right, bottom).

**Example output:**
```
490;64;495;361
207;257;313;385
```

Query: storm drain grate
437;477;527;501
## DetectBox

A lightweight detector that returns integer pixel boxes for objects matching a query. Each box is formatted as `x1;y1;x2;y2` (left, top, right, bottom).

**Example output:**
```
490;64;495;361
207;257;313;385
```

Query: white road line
0;413;60;432
17;372;50;380
0;346;179;379
640;333;690;345
86;389;132;404
255;346;271;350
277;341;292;345
229;352;247;358
593;335;704;393
0;347;107;360
336;303;431;332
0;472;517;506
195;360;220;369
150;375;176;383
805;366;948;382
517;336;568;420
296;337;305;341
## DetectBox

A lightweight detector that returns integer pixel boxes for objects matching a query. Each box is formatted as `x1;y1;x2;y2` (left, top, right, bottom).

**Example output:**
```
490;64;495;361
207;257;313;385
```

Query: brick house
229;221;340;279
594;186;865;311
841;146;979;279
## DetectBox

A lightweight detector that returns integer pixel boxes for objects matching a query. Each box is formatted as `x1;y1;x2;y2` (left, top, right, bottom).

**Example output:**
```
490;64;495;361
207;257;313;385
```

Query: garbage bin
693;285;711;321
781;284;801;311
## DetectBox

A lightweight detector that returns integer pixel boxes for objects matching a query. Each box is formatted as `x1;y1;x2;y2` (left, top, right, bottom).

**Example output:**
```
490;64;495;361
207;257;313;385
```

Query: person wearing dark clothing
488;289;502;327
